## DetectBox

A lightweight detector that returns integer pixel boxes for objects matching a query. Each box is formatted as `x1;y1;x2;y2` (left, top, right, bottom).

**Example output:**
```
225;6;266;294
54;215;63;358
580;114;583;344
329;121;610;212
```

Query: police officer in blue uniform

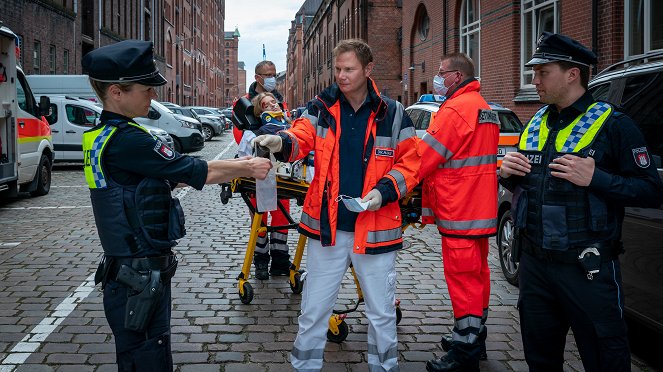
500;32;663;371
81;40;271;371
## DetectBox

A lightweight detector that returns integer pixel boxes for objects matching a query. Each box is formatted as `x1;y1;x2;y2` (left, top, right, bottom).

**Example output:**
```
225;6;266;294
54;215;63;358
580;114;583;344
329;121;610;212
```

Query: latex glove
252;134;283;153
361;189;383;211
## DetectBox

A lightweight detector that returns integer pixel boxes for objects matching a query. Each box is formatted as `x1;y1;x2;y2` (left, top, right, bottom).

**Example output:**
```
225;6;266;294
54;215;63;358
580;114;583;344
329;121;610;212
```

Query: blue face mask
433;74;449;96
262;77;276;92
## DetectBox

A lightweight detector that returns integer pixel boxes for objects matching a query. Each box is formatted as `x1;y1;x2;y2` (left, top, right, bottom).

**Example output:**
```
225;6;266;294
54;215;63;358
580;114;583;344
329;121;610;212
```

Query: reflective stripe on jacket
419;80;499;237
279;78;421;254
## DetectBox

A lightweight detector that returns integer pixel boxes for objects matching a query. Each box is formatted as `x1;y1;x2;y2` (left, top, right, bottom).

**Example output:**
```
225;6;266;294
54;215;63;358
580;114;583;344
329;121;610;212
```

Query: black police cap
525;32;597;67
82;40;167;86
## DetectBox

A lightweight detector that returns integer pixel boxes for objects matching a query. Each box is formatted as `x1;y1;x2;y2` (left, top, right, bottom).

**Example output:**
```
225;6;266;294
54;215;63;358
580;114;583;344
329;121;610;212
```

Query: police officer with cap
82;40;271;371
500;32;663;371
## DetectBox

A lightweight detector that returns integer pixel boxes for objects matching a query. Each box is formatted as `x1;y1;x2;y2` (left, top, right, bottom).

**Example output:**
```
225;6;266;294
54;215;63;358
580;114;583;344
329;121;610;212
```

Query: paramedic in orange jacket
254;39;420;371
419;53;499;372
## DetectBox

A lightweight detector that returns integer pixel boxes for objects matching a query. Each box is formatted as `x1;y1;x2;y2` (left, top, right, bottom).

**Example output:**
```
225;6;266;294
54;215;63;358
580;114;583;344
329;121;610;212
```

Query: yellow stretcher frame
219;176;423;342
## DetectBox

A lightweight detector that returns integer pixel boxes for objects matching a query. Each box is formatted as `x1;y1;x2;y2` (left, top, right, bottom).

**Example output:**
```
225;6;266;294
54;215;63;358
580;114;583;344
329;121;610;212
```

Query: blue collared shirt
337;93;372;232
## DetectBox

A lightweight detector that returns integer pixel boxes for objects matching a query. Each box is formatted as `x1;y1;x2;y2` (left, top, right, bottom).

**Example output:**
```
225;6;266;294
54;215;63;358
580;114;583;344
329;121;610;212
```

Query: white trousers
290;231;399;371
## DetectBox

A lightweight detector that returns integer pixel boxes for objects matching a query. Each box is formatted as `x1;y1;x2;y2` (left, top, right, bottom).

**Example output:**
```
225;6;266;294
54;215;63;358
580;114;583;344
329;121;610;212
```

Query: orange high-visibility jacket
278;79;421;254
419;80;499;237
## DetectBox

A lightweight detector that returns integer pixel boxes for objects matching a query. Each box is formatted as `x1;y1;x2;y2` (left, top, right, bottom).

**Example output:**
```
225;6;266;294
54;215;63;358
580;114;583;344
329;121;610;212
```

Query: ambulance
0;24;54;197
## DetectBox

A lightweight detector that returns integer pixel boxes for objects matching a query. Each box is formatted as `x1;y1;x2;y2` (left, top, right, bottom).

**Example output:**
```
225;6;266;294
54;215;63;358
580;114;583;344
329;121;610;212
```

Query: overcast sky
226;1;304;92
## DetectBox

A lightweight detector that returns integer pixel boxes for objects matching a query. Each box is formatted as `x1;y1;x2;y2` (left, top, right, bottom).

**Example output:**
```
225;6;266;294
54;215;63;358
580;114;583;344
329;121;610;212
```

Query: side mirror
39;96;51;117
147;108;161;120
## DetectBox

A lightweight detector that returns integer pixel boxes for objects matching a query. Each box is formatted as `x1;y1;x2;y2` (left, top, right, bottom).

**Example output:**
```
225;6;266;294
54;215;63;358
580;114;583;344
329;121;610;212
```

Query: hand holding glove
251;134;283;153
361;189;383;211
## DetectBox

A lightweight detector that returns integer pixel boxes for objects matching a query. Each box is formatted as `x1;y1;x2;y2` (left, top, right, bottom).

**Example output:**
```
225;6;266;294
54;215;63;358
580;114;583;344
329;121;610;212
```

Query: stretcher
219;164;424;342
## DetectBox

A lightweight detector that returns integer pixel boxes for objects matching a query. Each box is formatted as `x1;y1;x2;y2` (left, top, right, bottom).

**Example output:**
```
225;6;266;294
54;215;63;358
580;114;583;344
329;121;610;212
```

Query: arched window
460;0;481;77
416;6;430;41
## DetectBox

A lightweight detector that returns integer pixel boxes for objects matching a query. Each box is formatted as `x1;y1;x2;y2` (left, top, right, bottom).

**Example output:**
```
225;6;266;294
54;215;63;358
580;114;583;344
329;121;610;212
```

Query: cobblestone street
0;132;654;371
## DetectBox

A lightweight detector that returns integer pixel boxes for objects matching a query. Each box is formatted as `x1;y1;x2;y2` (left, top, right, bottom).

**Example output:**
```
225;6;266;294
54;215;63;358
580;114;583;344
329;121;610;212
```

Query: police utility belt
520;238;618;280
95;255;178;332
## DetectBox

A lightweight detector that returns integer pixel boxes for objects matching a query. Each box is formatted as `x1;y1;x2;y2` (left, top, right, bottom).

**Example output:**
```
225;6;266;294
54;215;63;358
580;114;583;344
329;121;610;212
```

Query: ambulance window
405;109;422;128
498;112;523;133
16;72;37;116
418;111;432;130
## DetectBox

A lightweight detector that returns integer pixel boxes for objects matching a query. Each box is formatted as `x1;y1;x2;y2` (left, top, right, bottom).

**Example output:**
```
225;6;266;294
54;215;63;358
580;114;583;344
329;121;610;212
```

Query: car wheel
497;210;519;286
30;154;51;196
202;125;214;141
172;137;183;153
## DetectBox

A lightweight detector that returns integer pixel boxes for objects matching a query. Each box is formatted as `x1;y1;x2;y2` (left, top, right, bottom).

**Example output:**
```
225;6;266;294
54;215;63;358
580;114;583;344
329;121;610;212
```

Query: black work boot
254;252;270;280
269;250;291;276
426;353;479;372
441;336;487;361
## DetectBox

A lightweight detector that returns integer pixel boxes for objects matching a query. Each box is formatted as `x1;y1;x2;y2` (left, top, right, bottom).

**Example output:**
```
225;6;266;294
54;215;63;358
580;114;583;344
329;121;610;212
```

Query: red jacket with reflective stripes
278;79;421;254
419;79;499;237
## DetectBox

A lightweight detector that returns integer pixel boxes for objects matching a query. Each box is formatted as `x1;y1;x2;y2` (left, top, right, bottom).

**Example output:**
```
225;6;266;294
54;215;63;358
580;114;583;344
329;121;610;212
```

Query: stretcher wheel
239;282;254;304
219;184;232;205
290;271;304;294
396;305;402;325
326;320;349;344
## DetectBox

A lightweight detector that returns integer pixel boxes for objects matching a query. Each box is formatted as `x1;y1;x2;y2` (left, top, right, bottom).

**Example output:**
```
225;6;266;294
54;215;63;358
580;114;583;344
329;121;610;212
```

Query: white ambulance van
0;24;54;197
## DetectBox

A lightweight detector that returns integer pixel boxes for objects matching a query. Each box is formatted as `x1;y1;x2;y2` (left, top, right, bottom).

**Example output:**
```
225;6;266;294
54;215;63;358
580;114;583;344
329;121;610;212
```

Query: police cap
525;32;597;67
82;40;167;86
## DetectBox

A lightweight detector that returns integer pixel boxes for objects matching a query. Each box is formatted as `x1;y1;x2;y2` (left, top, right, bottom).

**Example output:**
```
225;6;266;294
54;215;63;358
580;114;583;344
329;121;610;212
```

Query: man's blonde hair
333;39;373;68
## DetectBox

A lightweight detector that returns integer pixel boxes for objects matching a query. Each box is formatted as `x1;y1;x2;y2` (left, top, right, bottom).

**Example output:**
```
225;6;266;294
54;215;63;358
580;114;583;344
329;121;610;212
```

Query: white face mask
433;74;450;96
262;77;277;92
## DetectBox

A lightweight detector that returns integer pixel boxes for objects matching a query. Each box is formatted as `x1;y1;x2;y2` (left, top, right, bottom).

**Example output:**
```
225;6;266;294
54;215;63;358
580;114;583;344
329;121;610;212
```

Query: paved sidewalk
0;134;653;371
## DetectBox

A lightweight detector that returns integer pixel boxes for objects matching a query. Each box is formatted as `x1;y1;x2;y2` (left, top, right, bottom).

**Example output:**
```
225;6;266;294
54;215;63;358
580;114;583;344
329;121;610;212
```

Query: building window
33;40;41;73
416;6;430;41
625;0;663;56
460;0;481;77
49;45;56;74
63;49;69;74
521;0;558;87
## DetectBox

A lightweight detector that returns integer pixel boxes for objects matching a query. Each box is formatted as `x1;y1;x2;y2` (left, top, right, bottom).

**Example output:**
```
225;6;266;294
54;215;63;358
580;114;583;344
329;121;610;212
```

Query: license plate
498;146;516;157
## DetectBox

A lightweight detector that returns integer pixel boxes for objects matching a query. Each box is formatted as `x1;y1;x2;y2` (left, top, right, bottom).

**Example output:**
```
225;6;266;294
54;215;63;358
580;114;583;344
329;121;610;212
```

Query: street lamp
409;61;425;72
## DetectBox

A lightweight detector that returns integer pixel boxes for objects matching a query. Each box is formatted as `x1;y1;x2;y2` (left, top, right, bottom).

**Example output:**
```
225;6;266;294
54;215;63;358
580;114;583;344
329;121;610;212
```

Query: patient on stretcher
238;92;291;157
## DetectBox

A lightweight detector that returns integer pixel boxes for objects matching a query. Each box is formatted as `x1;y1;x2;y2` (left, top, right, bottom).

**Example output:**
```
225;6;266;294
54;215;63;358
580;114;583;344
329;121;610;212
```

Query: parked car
495;51;663;334
133;100;204;153
170;106;224;141
43;96;174;162
221;107;233;119
404;98;523;164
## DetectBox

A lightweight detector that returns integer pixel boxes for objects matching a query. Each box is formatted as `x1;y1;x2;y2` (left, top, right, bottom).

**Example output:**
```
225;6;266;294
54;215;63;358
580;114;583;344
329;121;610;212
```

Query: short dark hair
255;60;275;74
89;79;134;102
556;61;590;89
441;53;475;78
333;39;373;68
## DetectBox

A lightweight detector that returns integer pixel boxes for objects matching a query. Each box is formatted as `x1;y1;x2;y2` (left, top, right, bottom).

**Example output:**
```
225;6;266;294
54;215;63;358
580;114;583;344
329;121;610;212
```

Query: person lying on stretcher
238;92;291;157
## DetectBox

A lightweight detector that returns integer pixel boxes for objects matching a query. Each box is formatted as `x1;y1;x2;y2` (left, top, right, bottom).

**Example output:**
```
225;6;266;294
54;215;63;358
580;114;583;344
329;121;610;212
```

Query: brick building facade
285;0;660;122
2;0;231;108
223;28;240;107
298;0;403;103
401;0;644;120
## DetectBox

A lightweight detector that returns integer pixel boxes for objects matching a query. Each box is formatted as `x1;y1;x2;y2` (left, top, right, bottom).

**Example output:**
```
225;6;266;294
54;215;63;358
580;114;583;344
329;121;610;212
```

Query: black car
496;51;663;333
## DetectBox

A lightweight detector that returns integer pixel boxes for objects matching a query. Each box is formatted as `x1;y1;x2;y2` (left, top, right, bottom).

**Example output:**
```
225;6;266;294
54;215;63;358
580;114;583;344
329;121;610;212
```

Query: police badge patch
632;147;651;168
154;140;175;160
